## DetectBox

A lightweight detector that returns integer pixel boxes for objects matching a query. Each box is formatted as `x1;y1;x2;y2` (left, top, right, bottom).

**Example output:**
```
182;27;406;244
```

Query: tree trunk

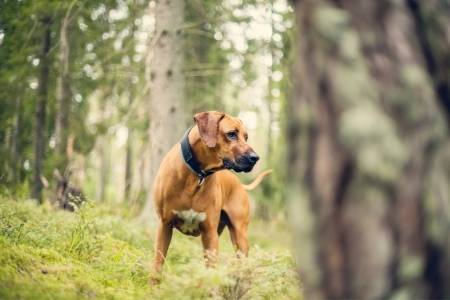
406;0;450;126
289;0;449;299
96;135;110;202
140;0;186;222
10;95;22;183
266;1;276;163
124;97;133;201
55;11;72;169
123;13;138;202
32;16;52;202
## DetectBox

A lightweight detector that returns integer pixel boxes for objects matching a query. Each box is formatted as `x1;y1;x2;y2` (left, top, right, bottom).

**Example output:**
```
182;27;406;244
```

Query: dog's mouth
223;157;256;173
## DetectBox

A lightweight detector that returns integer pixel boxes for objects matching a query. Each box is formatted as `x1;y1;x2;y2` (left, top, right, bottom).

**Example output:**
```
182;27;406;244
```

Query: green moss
0;198;301;299
398;255;424;282
313;9;409;183
314;4;349;48
339;103;407;182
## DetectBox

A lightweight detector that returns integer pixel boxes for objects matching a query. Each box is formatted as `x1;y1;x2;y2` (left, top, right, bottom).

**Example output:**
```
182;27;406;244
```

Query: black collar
180;127;214;185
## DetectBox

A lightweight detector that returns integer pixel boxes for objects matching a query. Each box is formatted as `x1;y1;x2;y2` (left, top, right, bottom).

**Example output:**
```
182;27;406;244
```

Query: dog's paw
148;272;162;285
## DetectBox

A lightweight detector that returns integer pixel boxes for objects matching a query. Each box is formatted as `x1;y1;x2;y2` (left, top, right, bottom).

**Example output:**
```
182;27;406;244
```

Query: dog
151;111;272;272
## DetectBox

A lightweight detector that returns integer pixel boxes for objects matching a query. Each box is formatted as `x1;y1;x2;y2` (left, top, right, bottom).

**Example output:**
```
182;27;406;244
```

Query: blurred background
1;0;450;299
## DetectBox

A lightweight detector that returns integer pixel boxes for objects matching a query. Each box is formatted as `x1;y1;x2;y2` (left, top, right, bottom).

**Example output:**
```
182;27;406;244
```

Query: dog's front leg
229;224;249;257
201;225;219;267
153;221;173;272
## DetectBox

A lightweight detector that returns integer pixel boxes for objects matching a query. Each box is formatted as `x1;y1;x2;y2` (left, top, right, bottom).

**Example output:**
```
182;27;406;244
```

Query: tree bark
32;16;52;202
55;11;72;169
10;95;22;183
96;135;110;202
96;97;110;202
289;0;449;299
140;0;186;222
123;12;138;202
124;98;133;201
406;0;450;127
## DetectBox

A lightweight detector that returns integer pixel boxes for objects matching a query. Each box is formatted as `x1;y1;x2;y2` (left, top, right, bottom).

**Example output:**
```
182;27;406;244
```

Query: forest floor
0;196;301;299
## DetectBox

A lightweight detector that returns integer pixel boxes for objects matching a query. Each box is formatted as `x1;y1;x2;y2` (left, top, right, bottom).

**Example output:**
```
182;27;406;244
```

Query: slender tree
55;6;74;170
123;5;140;202
124;91;134;200
32;16;52;202
9;94;22;183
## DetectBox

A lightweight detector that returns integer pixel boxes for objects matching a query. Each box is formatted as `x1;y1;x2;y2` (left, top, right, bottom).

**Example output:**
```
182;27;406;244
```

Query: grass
0;197;301;299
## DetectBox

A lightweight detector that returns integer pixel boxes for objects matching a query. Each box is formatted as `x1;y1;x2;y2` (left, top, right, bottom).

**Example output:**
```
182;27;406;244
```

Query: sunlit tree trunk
123;14;138;202
32;16;52;202
140;0;186;222
96;135;110;202
257;3;276;221
124;95;133;201
289;0;449;299
266;2;276;162
55;11;72;170
96;96;110;202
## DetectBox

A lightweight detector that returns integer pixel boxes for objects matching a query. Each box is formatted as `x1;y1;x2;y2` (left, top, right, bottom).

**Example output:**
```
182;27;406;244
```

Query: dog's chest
172;209;206;236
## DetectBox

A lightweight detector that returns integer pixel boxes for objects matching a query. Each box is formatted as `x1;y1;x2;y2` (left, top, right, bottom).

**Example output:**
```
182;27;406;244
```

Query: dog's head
194;111;259;173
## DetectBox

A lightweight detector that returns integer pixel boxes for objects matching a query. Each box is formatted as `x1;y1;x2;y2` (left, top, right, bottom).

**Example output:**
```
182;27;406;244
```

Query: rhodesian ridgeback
151;111;272;272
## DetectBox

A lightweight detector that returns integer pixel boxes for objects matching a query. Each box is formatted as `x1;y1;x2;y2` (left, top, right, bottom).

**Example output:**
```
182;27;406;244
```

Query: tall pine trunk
123;14;138;202
55;11;72;170
10;95;22;184
96;135;110;202
289;0;449;299
124;95;133;201
32;16;52;202
140;0;186;222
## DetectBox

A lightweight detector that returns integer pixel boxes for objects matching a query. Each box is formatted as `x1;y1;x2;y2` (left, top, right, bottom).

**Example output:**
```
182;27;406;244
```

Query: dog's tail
242;169;273;191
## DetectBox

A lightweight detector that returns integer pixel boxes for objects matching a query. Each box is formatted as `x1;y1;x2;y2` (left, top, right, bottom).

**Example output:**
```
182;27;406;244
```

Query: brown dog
151;111;272;272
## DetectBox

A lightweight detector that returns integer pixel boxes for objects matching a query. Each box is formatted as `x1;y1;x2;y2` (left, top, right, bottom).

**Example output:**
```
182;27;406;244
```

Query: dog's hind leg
223;191;250;256
228;220;249;256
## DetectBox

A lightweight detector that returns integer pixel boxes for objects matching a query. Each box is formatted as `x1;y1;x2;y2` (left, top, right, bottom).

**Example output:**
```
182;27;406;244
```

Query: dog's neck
187;126;224;173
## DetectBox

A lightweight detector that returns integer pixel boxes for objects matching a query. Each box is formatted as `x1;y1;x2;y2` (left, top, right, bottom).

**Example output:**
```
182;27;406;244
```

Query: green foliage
0;197;301;299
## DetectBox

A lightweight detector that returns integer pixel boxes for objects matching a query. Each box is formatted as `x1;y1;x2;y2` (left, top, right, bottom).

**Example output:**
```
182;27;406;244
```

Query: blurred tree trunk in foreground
140;0;186;221
289;0;450;299
32;16;52;202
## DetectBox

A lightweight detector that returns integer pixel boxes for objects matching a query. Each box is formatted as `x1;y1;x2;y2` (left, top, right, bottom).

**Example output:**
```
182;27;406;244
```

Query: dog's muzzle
224;151;259;173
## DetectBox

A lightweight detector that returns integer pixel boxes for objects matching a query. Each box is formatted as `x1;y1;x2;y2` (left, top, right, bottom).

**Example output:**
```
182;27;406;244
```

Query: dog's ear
194;111;225;147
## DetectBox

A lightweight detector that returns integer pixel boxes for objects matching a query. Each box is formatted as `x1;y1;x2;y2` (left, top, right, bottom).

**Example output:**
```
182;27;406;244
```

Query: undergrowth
0;197;301;299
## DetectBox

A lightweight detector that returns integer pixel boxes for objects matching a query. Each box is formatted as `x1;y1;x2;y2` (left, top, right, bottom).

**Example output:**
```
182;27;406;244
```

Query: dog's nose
247;152;259;164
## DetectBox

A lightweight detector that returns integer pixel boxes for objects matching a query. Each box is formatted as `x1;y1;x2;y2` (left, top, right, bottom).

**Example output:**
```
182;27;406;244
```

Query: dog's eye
244;134;248;141
226;131;238;140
